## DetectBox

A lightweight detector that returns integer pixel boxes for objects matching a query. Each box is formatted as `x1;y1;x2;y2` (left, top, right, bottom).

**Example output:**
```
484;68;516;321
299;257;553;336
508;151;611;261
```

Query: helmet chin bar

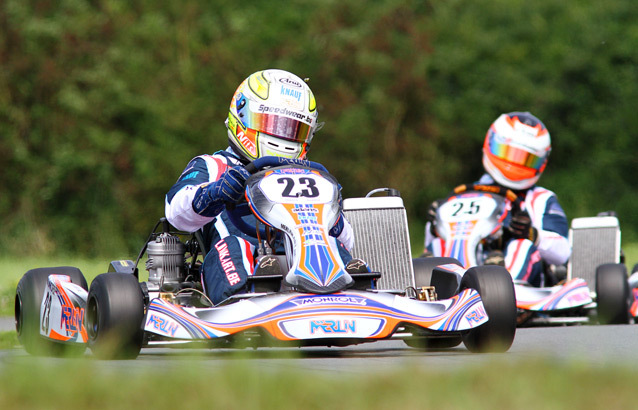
482;154;541;190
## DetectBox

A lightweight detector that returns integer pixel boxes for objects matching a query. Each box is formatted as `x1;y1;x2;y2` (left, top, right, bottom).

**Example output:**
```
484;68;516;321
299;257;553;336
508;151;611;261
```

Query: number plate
259;170;336;204
438;194;498;222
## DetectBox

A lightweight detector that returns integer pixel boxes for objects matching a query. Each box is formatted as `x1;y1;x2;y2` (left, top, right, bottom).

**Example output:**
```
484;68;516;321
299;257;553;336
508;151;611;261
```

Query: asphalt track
2;322;638;372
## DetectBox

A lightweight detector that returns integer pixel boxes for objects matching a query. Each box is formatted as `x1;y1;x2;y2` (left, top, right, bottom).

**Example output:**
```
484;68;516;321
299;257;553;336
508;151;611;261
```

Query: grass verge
0;356;635;409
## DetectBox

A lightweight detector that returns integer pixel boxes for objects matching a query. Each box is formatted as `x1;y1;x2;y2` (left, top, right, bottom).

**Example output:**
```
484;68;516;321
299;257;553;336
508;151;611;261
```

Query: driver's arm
165;155;235;232
330;214;354;251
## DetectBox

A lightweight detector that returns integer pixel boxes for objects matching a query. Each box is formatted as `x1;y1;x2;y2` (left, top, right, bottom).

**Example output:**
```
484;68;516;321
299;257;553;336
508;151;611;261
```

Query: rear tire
461;265;516;353
87;273;145;359
15;267;87;356
595;263;630;325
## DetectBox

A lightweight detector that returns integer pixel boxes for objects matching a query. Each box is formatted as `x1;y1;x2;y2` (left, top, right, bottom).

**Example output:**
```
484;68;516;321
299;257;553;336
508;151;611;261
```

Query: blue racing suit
165;148;355;304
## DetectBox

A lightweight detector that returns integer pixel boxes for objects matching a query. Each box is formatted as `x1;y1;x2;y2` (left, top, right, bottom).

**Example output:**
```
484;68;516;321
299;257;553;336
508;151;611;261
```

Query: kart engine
146;233;186;284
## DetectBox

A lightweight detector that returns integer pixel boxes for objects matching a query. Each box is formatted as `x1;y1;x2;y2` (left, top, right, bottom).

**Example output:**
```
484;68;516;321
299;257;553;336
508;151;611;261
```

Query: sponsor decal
273;167;310;174
62;305;84;335
181;171;199;181
237;130;257;157
147;314;179;337
292;207;318;214
278;77;304;88
215;241;242;286
259;258;277;269
279;223;294;236
292;296;367;306
280;85;302;102
567;291;590;304
257;104;311;123
310;319;356;334
466;306;487;324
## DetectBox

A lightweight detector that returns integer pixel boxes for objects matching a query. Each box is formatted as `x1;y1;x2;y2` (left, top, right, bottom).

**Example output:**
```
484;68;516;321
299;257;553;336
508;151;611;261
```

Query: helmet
482;112;551;190
226;69;319;161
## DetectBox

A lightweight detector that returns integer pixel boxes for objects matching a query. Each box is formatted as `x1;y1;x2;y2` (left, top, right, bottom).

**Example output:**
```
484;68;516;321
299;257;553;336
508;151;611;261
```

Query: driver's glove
426;200;439;223
192;166;251;217
426;200;440;236
508;209;539;244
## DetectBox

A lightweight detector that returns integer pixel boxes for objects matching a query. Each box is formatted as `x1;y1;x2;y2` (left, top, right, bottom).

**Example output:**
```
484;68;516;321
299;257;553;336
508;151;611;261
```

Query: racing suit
425;174;571;286
165;148;355;304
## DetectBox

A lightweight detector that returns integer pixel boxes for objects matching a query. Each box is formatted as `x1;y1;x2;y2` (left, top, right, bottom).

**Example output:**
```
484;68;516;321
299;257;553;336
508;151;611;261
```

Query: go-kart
424;183;629;326
15;157;517;359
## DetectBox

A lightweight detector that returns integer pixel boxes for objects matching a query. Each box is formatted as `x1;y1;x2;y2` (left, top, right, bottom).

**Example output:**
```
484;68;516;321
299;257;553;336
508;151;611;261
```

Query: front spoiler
515;278;593;312
144;289;488;342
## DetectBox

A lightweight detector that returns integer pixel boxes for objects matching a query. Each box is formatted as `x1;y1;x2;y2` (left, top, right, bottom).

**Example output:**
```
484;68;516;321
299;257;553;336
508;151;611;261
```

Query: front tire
595;263;630;325
87;273;145;359
461;265;516;353
15;267;88;356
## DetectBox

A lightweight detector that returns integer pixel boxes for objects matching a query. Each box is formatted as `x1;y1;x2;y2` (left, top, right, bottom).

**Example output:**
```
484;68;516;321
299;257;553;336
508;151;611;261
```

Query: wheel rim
87;296;100;341
14;293;23;337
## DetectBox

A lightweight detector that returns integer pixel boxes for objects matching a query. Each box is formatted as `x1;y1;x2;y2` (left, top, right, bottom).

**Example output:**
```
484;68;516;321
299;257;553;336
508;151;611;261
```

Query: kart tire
87;273;145;360
413;257;462;299
461;265;516;353
403;336;463;350
15;267;88;357
595;263;630;325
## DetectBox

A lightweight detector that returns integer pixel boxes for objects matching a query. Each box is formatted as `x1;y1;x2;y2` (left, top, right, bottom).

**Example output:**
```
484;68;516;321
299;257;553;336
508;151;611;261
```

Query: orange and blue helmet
482;112;551;190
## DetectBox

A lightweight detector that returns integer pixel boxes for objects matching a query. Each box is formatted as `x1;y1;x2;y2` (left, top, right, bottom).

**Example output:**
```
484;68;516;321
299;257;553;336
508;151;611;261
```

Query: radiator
343;196;415;291
567;216;621;285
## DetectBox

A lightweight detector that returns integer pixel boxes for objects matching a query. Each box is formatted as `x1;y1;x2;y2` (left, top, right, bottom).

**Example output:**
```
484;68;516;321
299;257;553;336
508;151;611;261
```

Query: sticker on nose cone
278;316;385;339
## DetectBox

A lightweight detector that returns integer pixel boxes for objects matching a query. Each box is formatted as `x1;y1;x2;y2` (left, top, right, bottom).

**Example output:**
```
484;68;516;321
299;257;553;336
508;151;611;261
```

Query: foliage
1;0;637;256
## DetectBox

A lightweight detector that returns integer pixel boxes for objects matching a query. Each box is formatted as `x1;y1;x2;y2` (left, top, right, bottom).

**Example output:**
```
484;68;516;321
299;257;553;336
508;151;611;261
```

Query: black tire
461;265;517;353
404;336;463;350
87;273;145;359
413;257;462;299
15;267;88;356
595;263;630;325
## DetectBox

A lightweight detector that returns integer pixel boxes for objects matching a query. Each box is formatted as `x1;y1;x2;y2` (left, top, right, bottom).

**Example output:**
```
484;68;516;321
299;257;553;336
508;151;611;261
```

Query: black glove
426;200;440;223
426;200;440;237
508;208;538;243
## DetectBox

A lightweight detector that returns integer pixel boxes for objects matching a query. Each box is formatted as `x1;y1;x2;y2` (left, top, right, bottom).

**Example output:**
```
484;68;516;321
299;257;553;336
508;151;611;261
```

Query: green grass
0;356;635;409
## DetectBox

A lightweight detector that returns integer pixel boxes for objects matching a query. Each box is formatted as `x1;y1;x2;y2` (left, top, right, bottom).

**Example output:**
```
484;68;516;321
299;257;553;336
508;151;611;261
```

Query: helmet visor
244;104;313;143
487;130;547;171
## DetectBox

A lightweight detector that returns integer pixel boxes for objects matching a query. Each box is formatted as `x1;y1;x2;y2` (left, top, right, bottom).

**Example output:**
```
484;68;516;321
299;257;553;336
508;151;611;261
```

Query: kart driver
424;112;571;286
165;69;356;305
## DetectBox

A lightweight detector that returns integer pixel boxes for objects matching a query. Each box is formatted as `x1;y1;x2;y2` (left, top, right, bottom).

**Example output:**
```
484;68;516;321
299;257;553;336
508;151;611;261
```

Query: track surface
3;324;638;372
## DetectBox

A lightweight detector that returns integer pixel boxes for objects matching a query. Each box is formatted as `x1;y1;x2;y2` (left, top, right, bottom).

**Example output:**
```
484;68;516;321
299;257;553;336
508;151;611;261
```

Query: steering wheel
225;156;331;238
452;183;522;208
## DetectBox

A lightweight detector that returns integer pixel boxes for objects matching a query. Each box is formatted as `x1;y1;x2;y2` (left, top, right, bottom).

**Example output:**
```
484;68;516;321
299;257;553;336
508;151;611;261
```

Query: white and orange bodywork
144;289;488;342
40;275;88;344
